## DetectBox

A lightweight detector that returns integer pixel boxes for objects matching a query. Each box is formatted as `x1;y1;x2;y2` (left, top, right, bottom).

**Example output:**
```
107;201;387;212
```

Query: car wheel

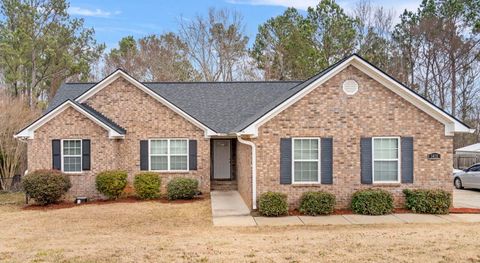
454;178;463;189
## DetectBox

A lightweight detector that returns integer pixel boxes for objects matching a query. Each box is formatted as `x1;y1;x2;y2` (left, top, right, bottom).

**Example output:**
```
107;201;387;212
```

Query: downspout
237;135;257;210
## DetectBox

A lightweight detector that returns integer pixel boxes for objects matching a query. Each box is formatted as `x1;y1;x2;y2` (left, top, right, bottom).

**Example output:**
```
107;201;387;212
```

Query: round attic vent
342;80;358;95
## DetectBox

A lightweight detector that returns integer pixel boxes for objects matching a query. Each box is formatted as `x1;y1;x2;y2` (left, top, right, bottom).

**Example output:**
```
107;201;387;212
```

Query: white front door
213;140;231;179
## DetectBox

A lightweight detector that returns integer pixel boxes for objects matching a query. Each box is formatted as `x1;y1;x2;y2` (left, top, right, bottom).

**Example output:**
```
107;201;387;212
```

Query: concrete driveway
453;189;480;208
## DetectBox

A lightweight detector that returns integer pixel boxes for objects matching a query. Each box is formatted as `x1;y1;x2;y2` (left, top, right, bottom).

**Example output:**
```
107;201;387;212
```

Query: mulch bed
449;207;480;214
288;208;412;216
286;207;480;216
22;195;207;211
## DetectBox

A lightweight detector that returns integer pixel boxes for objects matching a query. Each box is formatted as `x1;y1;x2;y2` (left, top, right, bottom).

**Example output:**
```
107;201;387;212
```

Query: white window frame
291;137;321;184
148;139;189;172
61;139;82;174
372;137;401;184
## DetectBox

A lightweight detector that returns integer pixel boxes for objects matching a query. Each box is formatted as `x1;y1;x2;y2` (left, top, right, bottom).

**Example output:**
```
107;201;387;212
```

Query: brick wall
252;65;453;209
28;107;118;198
236;140;252;208
28;77;211;198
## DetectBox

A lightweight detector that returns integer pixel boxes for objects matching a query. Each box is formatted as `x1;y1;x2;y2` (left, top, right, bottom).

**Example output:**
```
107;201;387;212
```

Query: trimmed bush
403;189;451;214
95;170;128;199
351;189;393;215
134;172;161;199
22;169;71;205
258;191;288;217
167;178;198;200
299;191;336;216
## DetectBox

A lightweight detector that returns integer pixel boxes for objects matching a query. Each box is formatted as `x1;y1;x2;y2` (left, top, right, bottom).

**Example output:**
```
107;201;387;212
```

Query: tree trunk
450;51;456;117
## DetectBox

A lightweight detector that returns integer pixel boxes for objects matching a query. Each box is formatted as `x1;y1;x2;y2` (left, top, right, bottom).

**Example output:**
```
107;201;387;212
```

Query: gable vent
342;80;358;95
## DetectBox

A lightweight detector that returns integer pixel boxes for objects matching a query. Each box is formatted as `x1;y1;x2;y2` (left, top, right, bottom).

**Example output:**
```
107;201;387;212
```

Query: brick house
15;54;473;210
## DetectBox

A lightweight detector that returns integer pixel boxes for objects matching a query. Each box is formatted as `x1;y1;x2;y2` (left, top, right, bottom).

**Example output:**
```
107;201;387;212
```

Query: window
150;139;188;171
372;137;400;183
468;165;480;172
292;138;320;183
62;139;82;173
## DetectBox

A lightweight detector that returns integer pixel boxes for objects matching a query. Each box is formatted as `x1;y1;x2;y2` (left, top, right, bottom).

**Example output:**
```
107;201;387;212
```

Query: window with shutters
149;139;188;171
62;139;82;173
292;138;321;183
372;137;400;183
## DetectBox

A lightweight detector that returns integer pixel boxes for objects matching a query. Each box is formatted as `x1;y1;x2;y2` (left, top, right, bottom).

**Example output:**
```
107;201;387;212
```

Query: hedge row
95;171;199;201
259;188;451;217
23;169;199;204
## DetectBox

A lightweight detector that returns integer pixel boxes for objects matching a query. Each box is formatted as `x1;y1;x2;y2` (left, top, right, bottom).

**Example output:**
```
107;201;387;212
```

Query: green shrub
166;178;198;200
299;191;336;215
134;172;161;199
258;191;288;217
95;170;128;199
351;189;393;215
22;169;71;205
403;189;451;214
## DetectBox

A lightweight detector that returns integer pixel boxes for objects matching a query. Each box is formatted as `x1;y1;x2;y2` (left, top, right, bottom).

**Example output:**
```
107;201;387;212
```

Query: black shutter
189;140;197;170
280;138;292;184
321;138;333;184
140;140;149;171
401;137;414;183
82;139;91;171
360;138;373;184
52;139;61;170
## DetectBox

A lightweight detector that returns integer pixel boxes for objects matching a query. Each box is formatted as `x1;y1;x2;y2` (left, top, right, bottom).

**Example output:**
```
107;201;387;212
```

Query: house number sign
427;153;441;160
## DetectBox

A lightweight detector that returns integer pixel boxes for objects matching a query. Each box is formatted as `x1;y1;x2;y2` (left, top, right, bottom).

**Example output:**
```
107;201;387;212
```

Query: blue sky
68;0;421;50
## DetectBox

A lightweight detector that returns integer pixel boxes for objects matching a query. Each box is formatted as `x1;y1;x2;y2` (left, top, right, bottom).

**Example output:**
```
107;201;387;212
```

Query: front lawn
0;198;479;262
0;191;25;212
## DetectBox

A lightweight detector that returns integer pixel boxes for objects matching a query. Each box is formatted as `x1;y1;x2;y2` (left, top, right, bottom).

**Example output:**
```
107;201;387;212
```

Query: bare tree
0;91;39;190
354;0;396;73
178;8;249;81
103;34;198;81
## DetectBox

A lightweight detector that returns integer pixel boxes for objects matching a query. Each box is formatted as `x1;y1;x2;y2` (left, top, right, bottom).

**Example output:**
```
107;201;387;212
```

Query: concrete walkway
211;189;480;226
213;213;480;227
211;191;257;226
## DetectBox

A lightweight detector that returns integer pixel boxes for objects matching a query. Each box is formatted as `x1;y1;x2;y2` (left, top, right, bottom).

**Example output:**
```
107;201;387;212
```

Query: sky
68;0;422;51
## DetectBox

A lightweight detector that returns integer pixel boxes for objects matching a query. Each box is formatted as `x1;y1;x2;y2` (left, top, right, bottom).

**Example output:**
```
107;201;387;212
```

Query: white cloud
227;0;420;15
68;7;121;18
226;0;318;10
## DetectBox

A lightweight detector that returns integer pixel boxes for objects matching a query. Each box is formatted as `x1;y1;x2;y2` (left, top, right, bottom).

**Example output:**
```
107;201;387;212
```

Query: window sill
149;170;191;174
371;183;402;187
291;183;323;187
63;172;85;176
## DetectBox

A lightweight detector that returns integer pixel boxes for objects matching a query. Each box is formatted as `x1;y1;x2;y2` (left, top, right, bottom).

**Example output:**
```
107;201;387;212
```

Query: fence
453;154;480;169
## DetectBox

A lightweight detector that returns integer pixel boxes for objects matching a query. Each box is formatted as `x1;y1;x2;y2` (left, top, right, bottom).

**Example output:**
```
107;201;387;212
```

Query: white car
454;163;480;189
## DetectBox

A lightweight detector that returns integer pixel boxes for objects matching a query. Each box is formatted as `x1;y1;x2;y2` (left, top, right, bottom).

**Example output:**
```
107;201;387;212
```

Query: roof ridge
64;80;303;85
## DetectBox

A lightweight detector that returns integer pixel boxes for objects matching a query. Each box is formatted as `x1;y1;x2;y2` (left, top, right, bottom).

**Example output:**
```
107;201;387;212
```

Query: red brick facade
27;65;453;209
251;65;453;209
28;78;210;198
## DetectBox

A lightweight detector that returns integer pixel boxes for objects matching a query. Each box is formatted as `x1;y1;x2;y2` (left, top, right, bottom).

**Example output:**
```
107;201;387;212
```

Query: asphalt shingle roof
48;81;301;133
74;101;126;134
45;54;470;134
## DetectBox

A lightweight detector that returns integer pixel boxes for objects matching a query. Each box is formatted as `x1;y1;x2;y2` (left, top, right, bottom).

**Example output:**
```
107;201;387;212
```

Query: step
211;180;238;191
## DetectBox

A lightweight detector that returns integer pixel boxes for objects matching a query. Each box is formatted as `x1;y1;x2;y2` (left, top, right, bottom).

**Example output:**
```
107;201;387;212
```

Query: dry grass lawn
1;194;480;263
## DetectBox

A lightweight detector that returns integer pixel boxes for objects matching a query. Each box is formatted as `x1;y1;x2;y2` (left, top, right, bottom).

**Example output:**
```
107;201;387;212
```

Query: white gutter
237;135;257;210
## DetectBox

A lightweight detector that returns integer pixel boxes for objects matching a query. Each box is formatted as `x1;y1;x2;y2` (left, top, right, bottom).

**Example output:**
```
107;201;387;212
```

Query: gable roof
16;54;473;139
46;80;301;134
15;100;126;139
240;54;473;136
74;69;218;136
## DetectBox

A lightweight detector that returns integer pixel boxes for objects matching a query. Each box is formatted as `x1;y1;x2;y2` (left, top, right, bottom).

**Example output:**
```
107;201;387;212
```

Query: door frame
210;139;236;181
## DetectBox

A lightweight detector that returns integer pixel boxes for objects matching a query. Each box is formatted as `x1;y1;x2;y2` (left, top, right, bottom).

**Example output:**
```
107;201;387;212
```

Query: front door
213;140;231;179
